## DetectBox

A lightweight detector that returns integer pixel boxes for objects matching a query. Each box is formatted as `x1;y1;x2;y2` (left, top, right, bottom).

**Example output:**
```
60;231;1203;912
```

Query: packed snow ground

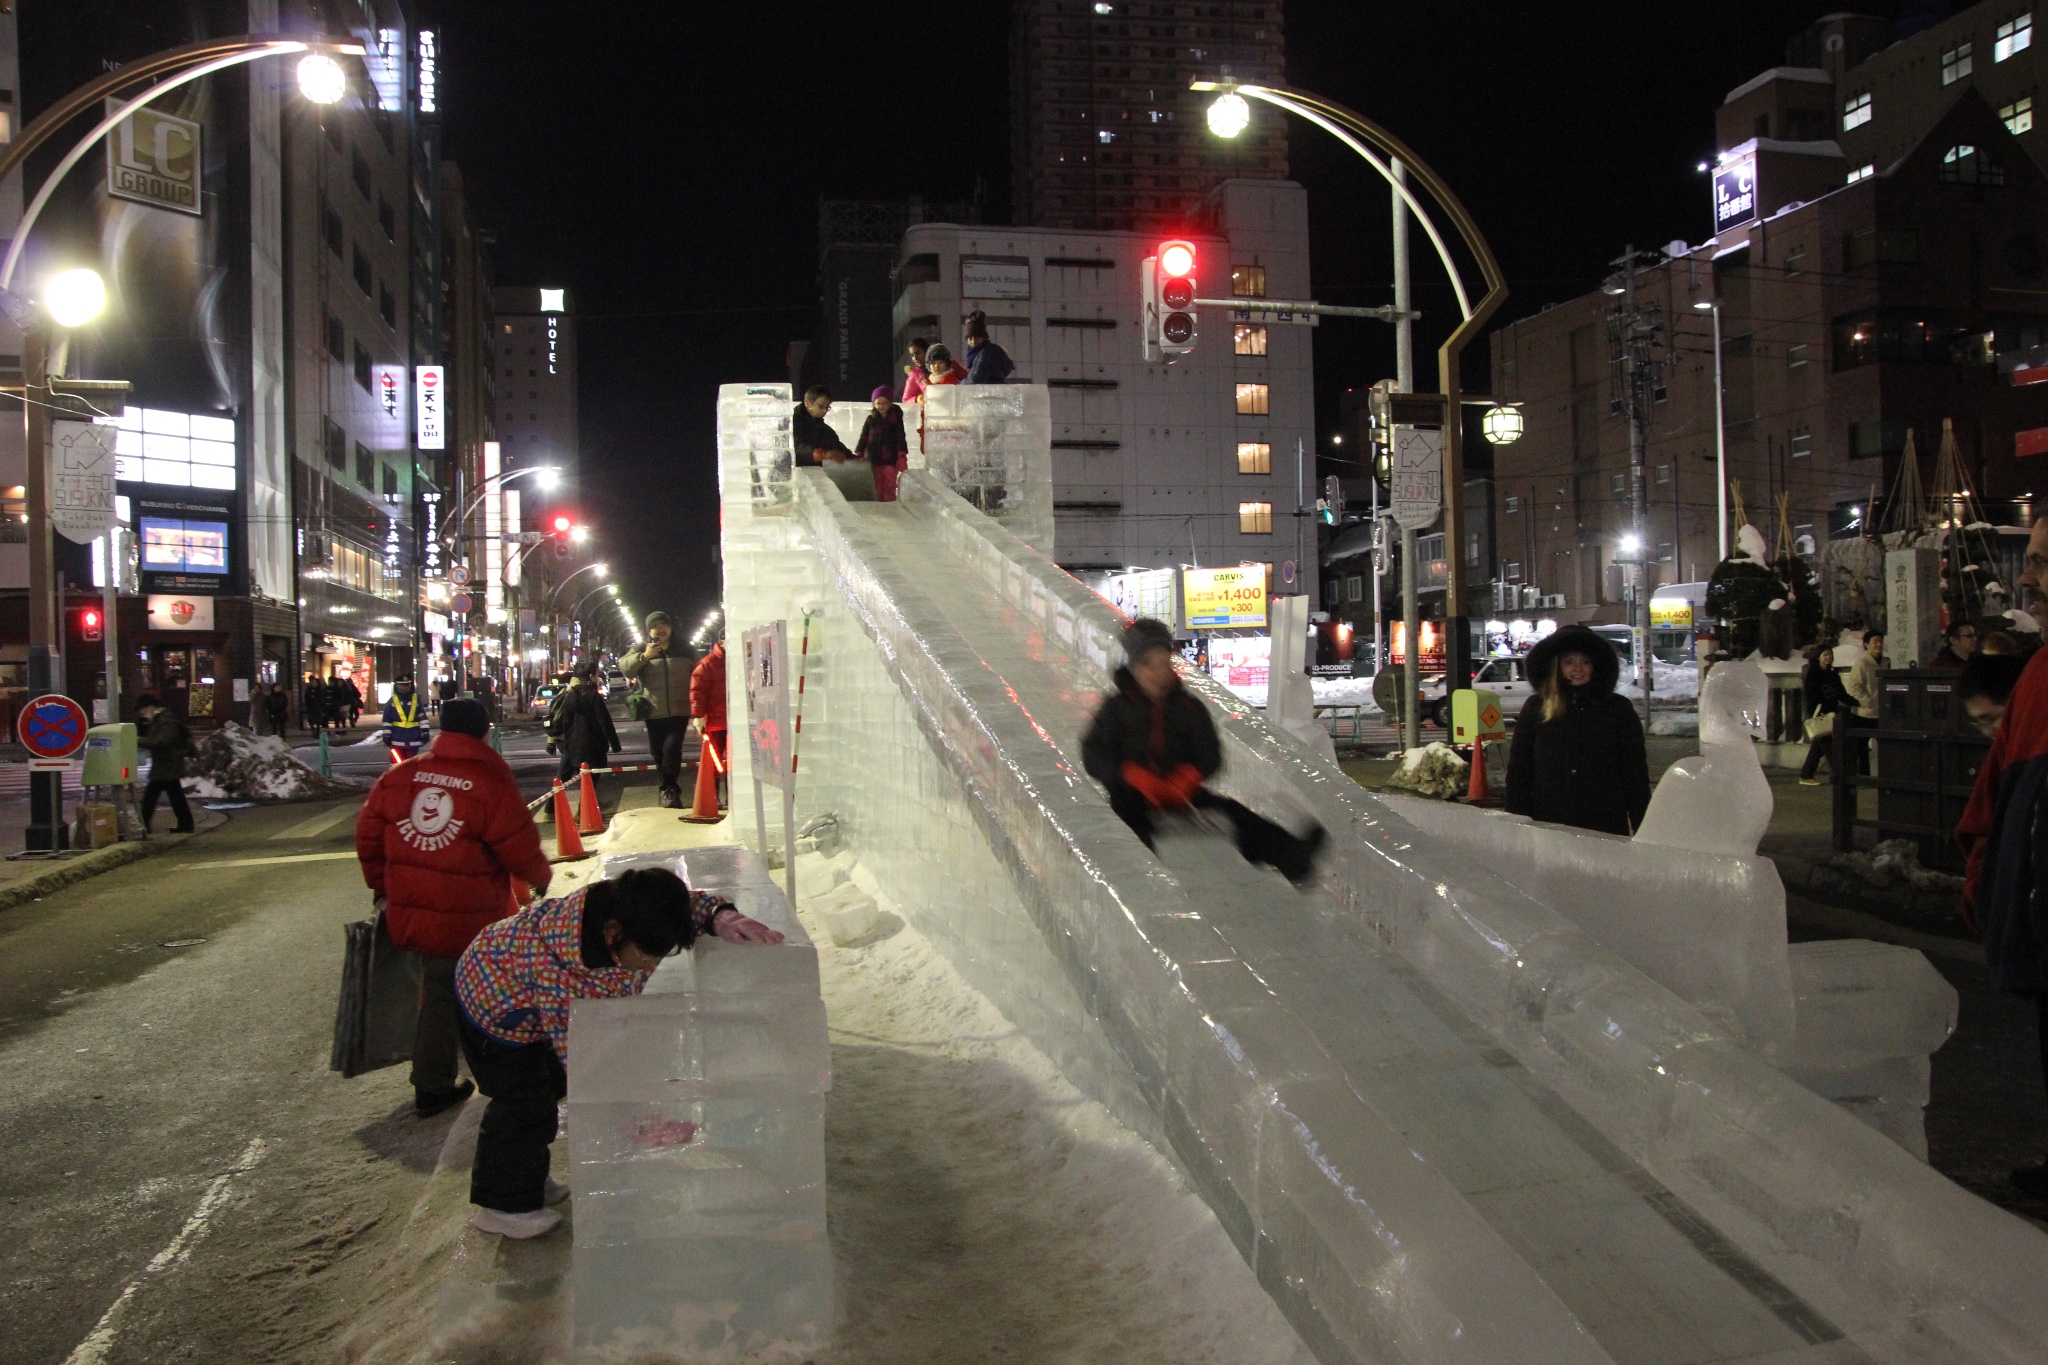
1220;662;1702;712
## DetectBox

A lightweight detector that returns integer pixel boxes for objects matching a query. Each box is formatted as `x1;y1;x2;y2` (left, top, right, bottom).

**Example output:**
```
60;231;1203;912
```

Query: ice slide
716;384;2048;1365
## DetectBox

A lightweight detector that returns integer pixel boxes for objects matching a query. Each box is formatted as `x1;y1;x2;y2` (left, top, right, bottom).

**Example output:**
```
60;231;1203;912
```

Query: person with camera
621;612;695;808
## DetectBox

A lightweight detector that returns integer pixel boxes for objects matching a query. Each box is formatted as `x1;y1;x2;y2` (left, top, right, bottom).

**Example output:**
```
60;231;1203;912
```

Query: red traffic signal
78;607;103;641
550;513;574;536
1154;239;1198;353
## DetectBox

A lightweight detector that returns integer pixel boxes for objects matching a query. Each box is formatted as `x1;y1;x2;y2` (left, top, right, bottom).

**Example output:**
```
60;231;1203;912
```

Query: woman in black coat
1798;644;1851;783
1504;625;1652;835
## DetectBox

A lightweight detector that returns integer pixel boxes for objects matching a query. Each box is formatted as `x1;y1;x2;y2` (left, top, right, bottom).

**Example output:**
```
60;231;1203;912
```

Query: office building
1009;0;1287;231
492;286;578;507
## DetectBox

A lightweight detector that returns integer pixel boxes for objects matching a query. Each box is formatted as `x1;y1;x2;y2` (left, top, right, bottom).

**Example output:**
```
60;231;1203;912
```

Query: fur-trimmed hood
1523;625;1621;697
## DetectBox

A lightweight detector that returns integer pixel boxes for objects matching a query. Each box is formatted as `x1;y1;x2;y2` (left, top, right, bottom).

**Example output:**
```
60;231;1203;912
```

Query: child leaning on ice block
452;868;783;1240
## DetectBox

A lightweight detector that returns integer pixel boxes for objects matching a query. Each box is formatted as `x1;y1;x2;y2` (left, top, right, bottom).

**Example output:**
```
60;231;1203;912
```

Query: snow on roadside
182;722;363;802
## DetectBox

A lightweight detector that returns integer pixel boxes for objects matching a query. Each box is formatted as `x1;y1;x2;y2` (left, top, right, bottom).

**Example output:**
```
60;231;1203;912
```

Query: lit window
1846;163;1875;183
1238;501;1273;534
1504;495;1521;513
1654;464;1671;485
1657;542;1674;564
1942;143;2005;184
1230;264;1266;298
1788;343;1810;368
1610;472;1625;493
1098;129;1115;144
2003;95;2035;134
1996;13;2033;61
1235;383;1269;415
98;409;236;491
1790;431;1813;457
1237;441;1271;474
1843;92;1873;130
1345;575;1363;603
1942;41;1974;85
1233;324;1268;355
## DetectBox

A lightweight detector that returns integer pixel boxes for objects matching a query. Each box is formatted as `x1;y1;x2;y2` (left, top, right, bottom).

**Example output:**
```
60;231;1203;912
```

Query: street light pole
1393;159;1421;753
1696;299;1729;562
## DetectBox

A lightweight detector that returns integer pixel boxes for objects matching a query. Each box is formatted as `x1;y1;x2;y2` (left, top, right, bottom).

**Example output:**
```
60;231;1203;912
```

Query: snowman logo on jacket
399;785;464;852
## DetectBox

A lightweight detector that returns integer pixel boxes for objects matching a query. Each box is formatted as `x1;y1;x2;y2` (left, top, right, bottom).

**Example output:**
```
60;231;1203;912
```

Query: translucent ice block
572;1231;832;1356
568;995;829;1103
1787;938;1959;1068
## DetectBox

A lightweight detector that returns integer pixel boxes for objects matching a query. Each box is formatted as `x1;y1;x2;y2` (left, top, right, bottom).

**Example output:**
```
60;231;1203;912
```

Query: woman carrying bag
1799;644;1851;785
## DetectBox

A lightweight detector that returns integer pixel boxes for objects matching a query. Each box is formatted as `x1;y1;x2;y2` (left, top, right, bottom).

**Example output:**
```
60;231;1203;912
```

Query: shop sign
1183;565;1268;629
416;365;446;450
107;106;202;216
1649;598;1695;629
1713;149;1758;232
146;594;215;631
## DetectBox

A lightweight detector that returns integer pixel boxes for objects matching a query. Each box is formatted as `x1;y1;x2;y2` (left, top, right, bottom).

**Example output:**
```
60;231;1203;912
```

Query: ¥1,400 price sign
1183;565;1269;629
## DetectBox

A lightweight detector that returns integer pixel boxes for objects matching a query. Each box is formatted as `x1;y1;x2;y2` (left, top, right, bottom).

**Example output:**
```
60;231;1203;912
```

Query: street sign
449;564;471;586
18;693;89;768
1226;305;1319;327
449;592;473;615
1390;425;1442;531
51;421;119;544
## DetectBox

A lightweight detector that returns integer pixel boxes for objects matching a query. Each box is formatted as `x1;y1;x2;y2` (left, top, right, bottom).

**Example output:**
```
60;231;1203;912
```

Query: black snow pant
411;954;462;1098
459;1018;565;1214
141;778;193;833
1108;781;1317;881
645;717;689;798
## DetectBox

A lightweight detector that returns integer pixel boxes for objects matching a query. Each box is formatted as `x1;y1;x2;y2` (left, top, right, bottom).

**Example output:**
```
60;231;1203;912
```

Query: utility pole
1394;159;1420;753
1610;245;1663;729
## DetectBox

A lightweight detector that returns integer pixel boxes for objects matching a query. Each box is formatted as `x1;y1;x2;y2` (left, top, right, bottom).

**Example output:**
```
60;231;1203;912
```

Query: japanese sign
415;365;446;450
743;620;792;790
1713;149;1758;233
50;421;119;544
1391;425;1442;532
1183;565;1268;630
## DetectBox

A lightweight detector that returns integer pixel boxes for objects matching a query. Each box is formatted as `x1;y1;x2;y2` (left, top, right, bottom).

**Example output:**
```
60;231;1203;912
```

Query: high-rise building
491;286;578;507
1009;0;1287;231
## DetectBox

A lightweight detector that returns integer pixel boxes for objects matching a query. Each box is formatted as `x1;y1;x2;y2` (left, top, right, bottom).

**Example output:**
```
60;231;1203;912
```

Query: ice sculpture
567;846;831;1356
1634;658;1774;855
915;383;1054;554
1267;594;1336;762
711;383;2048;1365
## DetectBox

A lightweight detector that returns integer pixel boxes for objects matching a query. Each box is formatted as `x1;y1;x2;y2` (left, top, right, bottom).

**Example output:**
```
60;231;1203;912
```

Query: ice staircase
716;383;2048;1365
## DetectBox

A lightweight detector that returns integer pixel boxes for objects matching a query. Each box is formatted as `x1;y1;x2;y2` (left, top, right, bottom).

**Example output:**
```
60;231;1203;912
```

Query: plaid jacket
454;885;724;1062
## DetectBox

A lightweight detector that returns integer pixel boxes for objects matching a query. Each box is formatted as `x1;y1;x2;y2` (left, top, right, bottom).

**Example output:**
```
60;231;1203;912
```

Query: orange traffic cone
577;763;605;834
1466;740;1490;803
685;735;721;822
553;785;585;858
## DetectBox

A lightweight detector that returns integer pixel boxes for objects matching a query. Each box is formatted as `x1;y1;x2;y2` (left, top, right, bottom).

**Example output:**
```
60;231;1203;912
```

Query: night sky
436;0;1913;633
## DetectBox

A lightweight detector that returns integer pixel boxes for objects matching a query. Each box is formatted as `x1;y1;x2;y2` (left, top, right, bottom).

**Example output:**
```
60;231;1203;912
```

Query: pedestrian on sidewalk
264;681;291;736
454;868;783;1237
1844;630;1886;775
135;692;195;835
691;637;728;797
1504;625;1651;835
1798;645;1851;785
303;673;330;734
340;672;365;726
1931;620;1980;670
549;658;620;803
620;613;694;808
791;386;853;468
856;386;910;503
1081;618;1326;884
1958;516;2048;1200
381;675;430;763
355;698;550;1119
962;311;1016;384
901;336;930;404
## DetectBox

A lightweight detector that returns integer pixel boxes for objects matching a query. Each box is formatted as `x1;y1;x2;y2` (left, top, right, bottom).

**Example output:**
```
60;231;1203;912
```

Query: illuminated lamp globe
1481;404;1524;445
1207;91;1251;139
536;466;561;490
570;525;591;544
296;53;348;105
44;268;106;327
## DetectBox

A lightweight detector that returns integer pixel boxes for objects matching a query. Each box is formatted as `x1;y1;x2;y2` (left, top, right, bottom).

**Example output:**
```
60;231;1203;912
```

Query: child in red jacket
355;698;553;1116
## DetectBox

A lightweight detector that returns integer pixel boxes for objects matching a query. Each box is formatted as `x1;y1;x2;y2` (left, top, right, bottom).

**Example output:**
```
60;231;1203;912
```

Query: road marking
268;804;360;841
176;850;359;870
62;1137;267;1365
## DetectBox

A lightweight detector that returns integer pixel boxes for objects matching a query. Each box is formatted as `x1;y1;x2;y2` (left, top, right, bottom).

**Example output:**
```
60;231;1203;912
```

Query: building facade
895;178;1317;606
1009;0;1287;231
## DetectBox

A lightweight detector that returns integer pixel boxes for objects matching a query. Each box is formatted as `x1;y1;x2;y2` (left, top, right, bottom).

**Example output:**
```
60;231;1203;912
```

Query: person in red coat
356;697;552;1116
690;638;728;774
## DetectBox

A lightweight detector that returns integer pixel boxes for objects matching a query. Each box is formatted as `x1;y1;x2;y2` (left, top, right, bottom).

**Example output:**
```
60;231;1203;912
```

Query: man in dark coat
791;386;853;468
1504;625;1651;835
136;691;195;834
549;659;621;801
303;673;330;733
1957;515;2048;1199
1081;618;1324;884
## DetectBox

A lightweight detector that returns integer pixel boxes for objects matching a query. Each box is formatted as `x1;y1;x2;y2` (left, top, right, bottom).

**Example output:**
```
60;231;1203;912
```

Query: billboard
1713;150;1758;232
106;106;202;216
1100;567;1176;628
416;365;446;449
1184;565;1268;629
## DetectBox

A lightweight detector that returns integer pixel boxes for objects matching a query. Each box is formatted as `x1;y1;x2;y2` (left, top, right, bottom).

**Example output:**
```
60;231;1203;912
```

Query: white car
1469;656;1537;718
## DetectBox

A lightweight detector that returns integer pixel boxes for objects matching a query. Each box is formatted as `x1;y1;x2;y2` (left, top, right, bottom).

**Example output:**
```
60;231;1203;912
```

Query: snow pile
1385;741;1469;799
182;722;362;801
1216;673;1383;712
1616;659;1705;700
1825;838;1963;893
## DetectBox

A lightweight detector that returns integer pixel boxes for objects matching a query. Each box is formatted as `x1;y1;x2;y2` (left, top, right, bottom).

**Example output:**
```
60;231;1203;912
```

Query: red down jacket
690;643;728;732
355;731;553;958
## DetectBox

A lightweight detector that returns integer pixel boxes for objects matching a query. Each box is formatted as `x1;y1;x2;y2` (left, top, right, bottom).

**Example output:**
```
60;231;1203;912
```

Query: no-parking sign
18;693;89;770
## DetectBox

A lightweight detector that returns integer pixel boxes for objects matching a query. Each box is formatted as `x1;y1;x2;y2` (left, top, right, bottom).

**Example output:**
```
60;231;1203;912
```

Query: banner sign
1101;567;1176;628
1391;426;1442;532
1184;565;1268;629
743;621;792;790
51;421;119;543
415;365;446;450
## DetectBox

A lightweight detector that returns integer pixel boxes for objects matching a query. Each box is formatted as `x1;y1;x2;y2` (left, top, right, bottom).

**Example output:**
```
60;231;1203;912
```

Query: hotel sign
107;107;202;216
1712;149;1758;233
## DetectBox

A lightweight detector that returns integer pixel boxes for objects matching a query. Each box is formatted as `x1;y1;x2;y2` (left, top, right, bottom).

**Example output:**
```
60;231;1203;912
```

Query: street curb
0;820;223;913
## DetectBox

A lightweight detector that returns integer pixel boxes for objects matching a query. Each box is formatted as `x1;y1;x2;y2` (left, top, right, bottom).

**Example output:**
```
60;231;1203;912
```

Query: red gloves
1121;761;1204;809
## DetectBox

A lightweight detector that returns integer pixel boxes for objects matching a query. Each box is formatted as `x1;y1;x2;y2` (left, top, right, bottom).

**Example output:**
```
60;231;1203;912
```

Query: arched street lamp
548;562;608;603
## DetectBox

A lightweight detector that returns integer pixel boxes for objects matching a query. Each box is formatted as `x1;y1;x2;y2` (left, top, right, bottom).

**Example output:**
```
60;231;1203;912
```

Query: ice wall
567;846;831;1355
713;383;2048;1365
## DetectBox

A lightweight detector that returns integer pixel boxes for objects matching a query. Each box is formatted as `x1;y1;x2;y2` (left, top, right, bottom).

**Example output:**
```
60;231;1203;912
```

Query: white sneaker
544;1177;571;1206
472;1205;563;1239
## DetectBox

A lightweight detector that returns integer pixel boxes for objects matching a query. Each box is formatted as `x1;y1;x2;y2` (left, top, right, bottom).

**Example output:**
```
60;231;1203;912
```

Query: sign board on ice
1184;565;1268;629
743;620;793;790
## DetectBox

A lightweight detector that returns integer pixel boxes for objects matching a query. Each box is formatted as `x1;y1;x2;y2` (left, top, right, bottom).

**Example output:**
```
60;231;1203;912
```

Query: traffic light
1320;474;1345;525
78;607;102;641
1155;239;1197;356
550;513;574;537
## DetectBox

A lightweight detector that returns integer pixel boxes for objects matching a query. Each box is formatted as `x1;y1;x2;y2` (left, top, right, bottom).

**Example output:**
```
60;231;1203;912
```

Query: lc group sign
1184;565;1269;629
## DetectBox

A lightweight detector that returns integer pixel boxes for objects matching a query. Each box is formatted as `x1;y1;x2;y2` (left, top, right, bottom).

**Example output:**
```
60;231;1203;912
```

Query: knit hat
871;385;892;401
1123;617;1175;661
438;698;489;738
644;610;673;632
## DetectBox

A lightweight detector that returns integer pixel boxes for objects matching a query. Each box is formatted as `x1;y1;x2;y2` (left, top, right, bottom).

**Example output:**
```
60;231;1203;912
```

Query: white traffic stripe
176;850;358;870
267;804;361;841
62;1137;267;1365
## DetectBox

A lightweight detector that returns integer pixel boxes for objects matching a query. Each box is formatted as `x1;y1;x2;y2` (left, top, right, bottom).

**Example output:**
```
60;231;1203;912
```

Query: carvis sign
415;365;446;450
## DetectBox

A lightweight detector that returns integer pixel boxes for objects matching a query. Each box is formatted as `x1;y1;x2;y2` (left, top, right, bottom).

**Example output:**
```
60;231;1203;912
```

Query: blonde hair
1539;651;1591;723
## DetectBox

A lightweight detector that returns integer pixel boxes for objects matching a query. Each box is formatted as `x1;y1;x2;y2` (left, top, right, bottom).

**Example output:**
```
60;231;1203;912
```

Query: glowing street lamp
1480;404;1524;446
295;52;348;104
1206;91;1251;138
43;268;106;328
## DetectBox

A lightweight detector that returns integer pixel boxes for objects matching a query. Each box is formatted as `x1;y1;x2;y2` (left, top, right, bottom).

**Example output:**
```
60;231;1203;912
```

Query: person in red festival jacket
1956;514;2048;1199
356;697;552;1117
690;638;728;771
